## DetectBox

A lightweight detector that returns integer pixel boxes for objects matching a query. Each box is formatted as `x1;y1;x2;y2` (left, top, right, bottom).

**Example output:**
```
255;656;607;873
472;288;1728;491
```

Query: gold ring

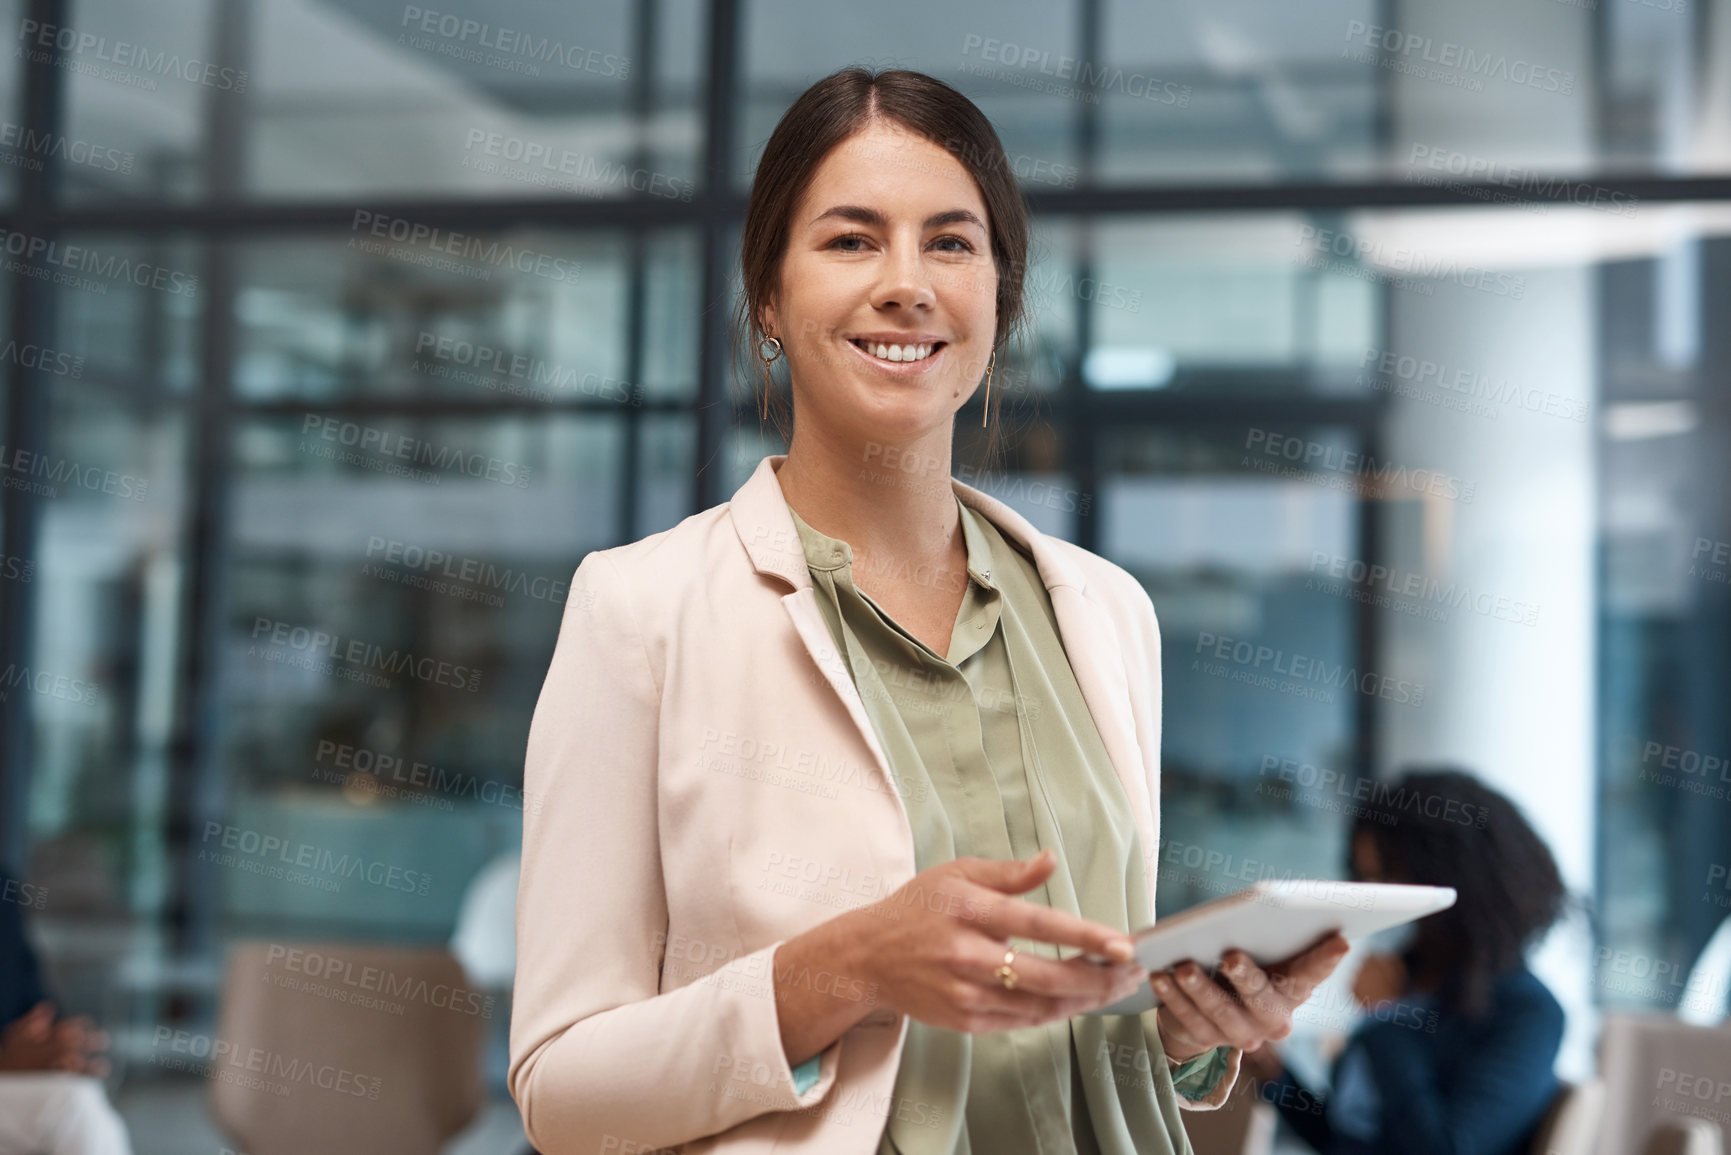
995;948;1019;991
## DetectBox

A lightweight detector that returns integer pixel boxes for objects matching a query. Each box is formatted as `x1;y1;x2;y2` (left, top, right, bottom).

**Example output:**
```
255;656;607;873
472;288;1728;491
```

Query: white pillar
1374;0;1599;1081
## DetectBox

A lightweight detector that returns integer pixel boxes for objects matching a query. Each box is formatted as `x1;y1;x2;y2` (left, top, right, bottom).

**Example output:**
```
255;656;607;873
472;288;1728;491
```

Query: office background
0;0;1728;1149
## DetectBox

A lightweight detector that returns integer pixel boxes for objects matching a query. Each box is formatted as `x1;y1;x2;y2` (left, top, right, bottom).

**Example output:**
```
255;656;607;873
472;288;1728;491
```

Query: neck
774;425;963;573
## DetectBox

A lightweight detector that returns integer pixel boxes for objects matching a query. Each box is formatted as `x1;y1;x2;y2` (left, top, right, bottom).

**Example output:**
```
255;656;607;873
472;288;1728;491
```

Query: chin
845;393;959;444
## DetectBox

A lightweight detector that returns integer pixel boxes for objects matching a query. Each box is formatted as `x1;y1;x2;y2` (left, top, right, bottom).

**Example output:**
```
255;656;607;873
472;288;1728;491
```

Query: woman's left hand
1152;932;1350;1063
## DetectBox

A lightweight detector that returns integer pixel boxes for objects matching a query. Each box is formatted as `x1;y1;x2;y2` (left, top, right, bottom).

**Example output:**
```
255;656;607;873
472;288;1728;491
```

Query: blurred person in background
0;866;132;1155
1241;768;1569;1155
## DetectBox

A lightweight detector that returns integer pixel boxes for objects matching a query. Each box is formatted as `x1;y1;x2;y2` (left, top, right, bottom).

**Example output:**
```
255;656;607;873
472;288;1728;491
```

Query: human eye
828;233;872;252
932;235;977;254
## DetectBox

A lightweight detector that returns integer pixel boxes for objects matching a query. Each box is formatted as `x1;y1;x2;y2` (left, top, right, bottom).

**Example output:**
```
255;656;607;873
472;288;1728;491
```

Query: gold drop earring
981;348;996;427
758;332;783;421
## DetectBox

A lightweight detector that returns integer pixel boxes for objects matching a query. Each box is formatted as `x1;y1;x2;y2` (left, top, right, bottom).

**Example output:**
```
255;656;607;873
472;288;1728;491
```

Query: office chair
207;940;487;1155
1528;1078;1605;1155
1598;1013;1731;1155
1640;1118;1723;1155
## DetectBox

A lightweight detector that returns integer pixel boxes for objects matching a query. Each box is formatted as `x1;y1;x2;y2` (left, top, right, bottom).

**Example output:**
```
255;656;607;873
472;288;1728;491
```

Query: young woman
1243;768;1569;1155
508;67;1348;1155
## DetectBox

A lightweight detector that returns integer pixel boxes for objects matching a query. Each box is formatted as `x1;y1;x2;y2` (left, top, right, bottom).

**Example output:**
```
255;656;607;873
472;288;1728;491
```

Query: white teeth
860;341;935;363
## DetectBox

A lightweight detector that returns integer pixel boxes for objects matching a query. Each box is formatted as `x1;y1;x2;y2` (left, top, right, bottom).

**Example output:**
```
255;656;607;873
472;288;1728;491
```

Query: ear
759;299;779;338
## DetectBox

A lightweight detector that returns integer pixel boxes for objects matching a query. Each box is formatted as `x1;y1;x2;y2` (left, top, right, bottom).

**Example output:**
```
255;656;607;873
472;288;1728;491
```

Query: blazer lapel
779;586;905;816
726;454;1158;902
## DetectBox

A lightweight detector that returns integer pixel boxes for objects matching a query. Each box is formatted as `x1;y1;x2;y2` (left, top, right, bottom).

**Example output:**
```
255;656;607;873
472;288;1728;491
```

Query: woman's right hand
849;849;1149;1033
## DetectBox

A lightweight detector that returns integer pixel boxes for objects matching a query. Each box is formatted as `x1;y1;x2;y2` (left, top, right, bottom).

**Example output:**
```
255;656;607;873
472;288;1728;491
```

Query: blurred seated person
1241;768;1568;1155
0;866;132;1155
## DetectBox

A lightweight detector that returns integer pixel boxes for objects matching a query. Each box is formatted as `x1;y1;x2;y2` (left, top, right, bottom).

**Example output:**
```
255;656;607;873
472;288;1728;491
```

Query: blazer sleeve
1114;567;1244;1112
0;870;48;1028
1354;988;1565;1155
508;550;844;1154
1266;1066;1336;1151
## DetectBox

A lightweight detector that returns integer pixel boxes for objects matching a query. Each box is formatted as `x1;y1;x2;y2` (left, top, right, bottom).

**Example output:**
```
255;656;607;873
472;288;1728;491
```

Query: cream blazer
508;453;1241;1155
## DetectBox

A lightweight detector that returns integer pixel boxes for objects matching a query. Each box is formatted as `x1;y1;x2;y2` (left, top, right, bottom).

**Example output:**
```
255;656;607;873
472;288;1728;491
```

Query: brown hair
1350;766;1571;1021
733;66;1033;469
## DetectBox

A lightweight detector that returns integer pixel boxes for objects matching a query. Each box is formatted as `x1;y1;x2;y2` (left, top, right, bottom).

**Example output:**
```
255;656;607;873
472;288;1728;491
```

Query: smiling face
762;118;999;451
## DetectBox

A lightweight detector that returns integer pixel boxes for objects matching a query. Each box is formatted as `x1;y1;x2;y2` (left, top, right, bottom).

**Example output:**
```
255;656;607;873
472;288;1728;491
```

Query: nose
869;231;937;313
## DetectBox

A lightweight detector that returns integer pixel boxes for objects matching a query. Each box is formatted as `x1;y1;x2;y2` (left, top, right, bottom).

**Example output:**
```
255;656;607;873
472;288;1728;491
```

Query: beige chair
1181;1070;1278;1155
1641;1119;1725;1155
1529;1078;1605;1155
206;940;488;1155
1598;1013;1731;1155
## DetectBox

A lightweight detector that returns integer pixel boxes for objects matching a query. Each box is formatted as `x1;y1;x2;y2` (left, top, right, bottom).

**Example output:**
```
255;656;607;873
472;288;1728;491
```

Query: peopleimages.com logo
0;120;134;174
248;617;483;693
1405;144;1638;218
959;34;1191;106
298;415;533;489
198;821;432;897
0;227;199;298
1341;20;1575;95
398;7;629;78
16;19;250;92
348;211;581;285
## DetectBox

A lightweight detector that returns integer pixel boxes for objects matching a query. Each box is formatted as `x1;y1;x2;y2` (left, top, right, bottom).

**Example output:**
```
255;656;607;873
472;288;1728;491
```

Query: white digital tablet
1081;879;1457;1016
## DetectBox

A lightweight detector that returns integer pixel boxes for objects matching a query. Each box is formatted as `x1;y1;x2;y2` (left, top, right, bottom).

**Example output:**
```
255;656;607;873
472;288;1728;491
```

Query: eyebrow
808;204;988;232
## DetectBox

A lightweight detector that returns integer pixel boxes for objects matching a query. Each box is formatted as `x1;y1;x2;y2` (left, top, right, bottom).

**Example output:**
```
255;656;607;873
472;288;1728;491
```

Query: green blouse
783;493;1230;1155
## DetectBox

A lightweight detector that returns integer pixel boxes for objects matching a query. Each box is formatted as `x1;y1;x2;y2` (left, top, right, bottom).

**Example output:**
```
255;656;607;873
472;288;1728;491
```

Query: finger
955;946;1140;1024
1270;934;1351;1003
983;989;1120;1029
23;1009;52;1040
997;954;1146;1002
967;948;1145;1002
957;973;1075;1025
1219;957;1302;1034
952;851;1057;897
1220;953;1294;1019
52;1022;93;1049
1151;973;1222;1053
971;896;1136;962
1288;969;1328;1006
1273;933;1350;978
1168;962;1266;1049
1220;952;1273;996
